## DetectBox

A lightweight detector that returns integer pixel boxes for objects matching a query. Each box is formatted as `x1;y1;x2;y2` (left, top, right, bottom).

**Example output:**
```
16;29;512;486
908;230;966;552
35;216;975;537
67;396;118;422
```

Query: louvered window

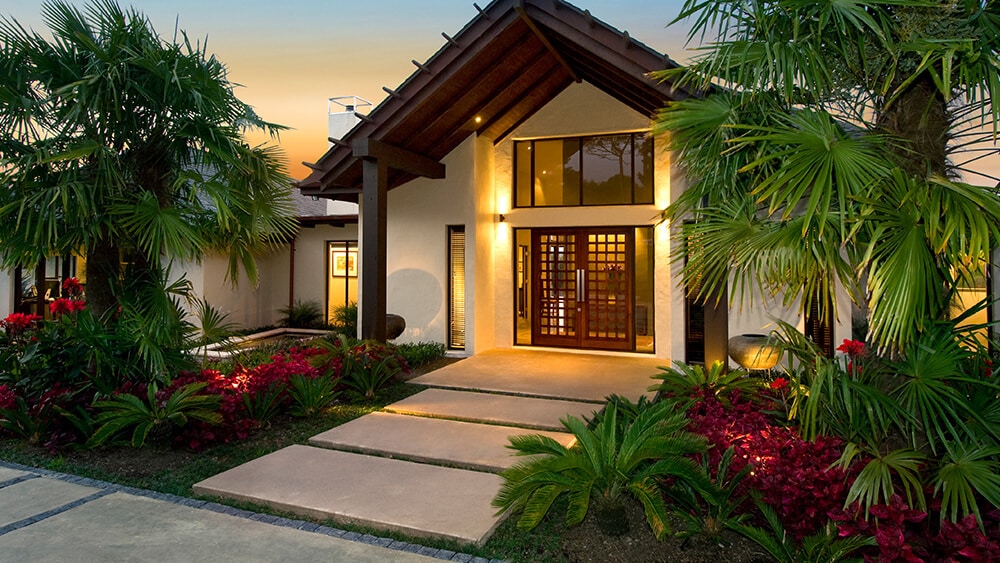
448;226;466;349
805;289;834;357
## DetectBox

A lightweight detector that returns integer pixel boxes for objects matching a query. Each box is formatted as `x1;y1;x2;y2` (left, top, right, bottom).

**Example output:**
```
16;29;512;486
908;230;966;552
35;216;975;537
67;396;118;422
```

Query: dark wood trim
360;159;388;341
514;0;580;83
352;139;445;179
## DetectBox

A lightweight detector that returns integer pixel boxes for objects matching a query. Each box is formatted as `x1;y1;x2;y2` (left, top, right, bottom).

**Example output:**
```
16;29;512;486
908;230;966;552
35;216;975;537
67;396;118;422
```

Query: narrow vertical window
448;226;466;350
805;288;834;357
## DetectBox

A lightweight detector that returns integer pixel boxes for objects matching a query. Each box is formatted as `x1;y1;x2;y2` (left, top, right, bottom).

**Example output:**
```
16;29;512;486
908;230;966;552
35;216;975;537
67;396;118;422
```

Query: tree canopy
0;0;298;321
658;0;1000;351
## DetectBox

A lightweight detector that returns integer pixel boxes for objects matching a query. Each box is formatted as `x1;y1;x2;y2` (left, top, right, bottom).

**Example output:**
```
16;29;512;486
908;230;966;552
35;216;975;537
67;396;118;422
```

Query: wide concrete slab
384;388;600;431
0;491;437;562
0;477;100;527
413;348;661;402
310;411;576;472
193;445;504;546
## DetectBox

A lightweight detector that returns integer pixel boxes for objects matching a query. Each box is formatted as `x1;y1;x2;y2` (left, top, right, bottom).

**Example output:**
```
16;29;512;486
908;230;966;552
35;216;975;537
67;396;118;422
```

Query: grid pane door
531;228;633;351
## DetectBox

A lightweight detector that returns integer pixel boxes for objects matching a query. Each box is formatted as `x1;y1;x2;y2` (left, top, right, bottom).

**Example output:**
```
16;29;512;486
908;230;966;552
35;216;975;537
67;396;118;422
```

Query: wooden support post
360;158;388;342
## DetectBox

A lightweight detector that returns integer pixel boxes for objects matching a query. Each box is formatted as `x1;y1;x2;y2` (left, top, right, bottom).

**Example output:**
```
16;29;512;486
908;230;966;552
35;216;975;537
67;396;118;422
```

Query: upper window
513;133;653;207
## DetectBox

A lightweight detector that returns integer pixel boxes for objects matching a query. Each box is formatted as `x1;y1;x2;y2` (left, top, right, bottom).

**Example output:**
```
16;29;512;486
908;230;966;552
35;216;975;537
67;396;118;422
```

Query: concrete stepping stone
193;445;504;546
310;411;576;472
0;478;101;527
384;388;600;431
411;348;660;402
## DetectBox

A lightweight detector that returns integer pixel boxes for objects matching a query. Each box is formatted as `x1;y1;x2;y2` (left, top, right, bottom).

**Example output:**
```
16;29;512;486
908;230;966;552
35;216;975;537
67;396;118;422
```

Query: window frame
512;132;654;209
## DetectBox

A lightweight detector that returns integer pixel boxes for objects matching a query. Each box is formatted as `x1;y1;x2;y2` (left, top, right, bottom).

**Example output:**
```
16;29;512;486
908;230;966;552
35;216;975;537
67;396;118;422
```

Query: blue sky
1;0;693;178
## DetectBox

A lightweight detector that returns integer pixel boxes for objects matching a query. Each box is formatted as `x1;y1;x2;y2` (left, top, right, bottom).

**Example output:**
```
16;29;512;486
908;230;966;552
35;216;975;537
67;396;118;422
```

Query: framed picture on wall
332;251;358;277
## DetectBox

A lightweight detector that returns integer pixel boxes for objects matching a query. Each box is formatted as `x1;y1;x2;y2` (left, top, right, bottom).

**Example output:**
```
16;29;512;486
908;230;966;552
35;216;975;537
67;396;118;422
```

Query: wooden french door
532;228;633;351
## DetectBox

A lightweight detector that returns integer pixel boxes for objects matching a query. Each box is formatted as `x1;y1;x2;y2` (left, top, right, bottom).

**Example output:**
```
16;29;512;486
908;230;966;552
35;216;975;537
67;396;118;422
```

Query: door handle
576;268;585;304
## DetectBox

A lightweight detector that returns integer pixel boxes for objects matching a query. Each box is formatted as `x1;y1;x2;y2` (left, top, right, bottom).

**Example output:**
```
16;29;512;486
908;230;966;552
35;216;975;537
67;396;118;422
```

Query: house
294;0;855;364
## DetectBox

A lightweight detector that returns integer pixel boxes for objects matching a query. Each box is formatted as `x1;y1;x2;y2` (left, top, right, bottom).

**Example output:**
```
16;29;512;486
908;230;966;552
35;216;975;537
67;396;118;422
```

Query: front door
532;228;633;351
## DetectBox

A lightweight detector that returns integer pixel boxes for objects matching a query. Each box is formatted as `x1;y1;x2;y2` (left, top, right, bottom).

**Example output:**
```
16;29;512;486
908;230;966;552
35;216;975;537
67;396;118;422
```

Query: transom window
514;133;653;207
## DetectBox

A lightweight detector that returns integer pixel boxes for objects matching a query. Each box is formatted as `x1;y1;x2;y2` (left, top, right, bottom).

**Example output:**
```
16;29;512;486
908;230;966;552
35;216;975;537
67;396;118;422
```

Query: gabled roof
297;0;691;198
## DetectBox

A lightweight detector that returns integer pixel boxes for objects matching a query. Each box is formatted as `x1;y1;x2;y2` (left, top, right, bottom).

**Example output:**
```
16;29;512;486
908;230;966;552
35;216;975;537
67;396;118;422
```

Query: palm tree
0;0;297;322
657;0;1000;352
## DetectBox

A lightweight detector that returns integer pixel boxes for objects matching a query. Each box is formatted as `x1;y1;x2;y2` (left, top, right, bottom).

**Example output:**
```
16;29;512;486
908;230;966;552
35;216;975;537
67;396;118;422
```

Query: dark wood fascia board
297;214;359;228
514;0;580;83
352;138;446;179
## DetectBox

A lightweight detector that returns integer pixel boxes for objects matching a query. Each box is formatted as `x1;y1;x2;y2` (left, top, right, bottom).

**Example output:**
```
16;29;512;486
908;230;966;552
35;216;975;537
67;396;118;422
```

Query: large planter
386;314;406;340
728;333;780;370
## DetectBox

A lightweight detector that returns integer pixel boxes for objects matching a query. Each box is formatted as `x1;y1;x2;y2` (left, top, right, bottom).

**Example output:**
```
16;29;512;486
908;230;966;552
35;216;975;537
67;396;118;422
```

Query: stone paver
384;388;599;431
310;411;576;472
0;477;101;528
412;348;660;402
193;445;505;546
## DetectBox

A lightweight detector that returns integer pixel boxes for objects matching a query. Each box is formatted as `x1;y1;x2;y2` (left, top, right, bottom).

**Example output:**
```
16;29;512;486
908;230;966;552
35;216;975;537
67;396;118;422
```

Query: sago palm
493;399;709;539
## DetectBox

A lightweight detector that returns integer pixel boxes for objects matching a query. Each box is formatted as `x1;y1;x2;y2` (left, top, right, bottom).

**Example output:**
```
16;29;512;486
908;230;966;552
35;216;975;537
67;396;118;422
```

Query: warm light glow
495;221;510;245
474;115;482;124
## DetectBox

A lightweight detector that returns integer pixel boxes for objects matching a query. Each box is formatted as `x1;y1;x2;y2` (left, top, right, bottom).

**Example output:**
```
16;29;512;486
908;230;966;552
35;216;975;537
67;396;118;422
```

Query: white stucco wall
383;137;477;346
293;223;359;318
179;247;290;330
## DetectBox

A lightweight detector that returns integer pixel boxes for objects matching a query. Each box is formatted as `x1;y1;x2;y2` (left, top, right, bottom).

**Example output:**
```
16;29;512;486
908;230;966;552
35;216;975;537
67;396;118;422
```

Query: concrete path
411;348;661;402
0;462;489;562
194;348;658;548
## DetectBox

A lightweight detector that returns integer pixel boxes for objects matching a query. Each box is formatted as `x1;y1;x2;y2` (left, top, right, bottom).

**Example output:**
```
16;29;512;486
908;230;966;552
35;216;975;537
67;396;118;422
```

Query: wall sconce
311;196;320;202
498;214;506;223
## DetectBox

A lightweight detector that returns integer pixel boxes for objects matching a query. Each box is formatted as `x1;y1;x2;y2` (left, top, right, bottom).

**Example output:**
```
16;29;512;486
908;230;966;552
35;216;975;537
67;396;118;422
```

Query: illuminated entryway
515;226;654;353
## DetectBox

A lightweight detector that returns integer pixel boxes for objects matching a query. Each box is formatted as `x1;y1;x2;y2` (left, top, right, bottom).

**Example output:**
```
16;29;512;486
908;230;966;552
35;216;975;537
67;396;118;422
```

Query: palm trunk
86;236;120;320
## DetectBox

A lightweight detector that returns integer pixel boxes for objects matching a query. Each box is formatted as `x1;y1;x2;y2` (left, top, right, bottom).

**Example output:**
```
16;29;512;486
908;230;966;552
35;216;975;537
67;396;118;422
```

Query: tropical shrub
650;360;764;403
311;337;405;401
278;300;327;329
493;400;710;539
288;373;341;417
667;447;751;541
89;382;222;448
329;302;358;337
734;500;876;563
395;341;445;368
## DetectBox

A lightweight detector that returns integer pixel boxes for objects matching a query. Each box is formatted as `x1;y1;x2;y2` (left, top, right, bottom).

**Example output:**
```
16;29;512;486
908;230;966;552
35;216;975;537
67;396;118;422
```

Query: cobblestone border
0;460;505;563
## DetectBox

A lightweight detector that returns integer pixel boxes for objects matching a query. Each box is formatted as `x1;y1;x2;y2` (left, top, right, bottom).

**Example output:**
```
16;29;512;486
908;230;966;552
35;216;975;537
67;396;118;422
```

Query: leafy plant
395;341;445;368
0;397;44;444
190;296;238;351
667;446;751;541
287;374;341;417
89;382;222;448
240;381;287;426
329;301;357;336
278;300;326;329
733;499;876;563
649;361;764;403
493;400;709;539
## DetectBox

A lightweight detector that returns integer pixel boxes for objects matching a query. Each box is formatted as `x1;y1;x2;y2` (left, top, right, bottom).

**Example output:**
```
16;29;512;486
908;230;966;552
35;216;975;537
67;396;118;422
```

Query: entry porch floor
193;348;664;546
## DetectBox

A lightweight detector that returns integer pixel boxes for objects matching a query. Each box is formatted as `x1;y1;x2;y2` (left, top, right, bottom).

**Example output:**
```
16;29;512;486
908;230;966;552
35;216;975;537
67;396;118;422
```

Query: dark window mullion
577;138;584;205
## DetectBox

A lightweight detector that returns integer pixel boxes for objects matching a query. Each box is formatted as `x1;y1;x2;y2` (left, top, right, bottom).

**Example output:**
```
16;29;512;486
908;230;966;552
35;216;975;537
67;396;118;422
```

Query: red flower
2;312;42;335
62;277;83;297
770;377;789;390
836;339;865;356
49;298;85;315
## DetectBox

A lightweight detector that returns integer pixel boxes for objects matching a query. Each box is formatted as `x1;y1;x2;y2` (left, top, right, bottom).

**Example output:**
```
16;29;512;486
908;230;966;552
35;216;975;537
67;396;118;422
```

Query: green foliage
241;382;286;426
329;302;358;337
278;300;327;330
190;297;238;350
649;361;764;402
0;397;45;444
493;400;710;539
89;382;221;448
932;444;1000;525
667;447;751;541
0;0;297;351
657;0;1000;352
311;336;405;402
395;341;445;368
836;444;928;515
287;374;341;417
732;500;876;563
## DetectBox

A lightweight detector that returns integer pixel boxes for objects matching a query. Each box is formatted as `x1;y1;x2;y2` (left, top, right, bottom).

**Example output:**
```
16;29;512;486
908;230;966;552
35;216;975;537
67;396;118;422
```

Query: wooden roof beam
352;138;445;179
513;0;580;83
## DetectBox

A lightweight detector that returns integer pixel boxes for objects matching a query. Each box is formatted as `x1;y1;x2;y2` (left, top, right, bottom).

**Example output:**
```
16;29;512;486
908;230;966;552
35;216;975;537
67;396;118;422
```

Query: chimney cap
328;96;372;115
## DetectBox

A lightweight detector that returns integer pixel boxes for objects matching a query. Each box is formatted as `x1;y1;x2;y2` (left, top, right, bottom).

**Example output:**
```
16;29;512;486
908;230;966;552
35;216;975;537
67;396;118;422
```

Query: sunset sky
2;0;694;180
3;0;997;183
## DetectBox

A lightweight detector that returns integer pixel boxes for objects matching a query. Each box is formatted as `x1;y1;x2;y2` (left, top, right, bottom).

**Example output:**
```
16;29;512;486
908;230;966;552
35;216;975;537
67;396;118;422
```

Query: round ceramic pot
728;333;780;370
